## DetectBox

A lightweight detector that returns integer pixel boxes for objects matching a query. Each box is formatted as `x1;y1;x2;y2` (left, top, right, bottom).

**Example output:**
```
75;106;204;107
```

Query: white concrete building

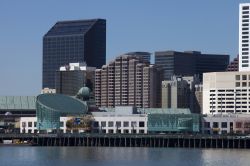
203;71;250;114
91;112;147;134
19;106;148;134
202;114;250;135
20;117;69;133
239;3;250;71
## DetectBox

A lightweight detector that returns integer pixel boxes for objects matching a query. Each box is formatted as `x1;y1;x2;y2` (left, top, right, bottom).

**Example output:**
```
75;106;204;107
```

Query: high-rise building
239;3;250;71
161;75;200;113
203;71;250;115
155;51;229;80
125;52;151;63
43;19;106;89
55;63;95;96
95;54;162;108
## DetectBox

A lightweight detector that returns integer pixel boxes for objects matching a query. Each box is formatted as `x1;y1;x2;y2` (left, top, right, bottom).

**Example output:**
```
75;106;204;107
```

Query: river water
0;147;249;166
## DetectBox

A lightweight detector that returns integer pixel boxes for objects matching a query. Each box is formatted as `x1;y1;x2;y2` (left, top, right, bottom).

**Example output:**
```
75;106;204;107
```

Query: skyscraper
95;54;162;108
239;3;250;71
55;63;95;96
43;19;106;89
155;51;229;80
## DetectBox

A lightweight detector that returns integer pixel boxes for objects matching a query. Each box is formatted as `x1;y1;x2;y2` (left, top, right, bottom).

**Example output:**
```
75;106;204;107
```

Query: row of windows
94;121;145;127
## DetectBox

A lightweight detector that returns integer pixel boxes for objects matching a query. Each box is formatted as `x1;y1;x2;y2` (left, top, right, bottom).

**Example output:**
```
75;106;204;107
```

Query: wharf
0;133;250;149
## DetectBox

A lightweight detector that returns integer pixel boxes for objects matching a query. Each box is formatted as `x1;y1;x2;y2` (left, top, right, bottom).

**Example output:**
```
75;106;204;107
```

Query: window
131;121;137;127
123;121;129;127
139;122;145;127
34;122;37;127
221;122;227;128
108;122;113;127
242;75;247;80
236;82;240;87
93;121;99;127
22;122;26;128
242;64;249;67
213;122;218;128
242;82;247;87
243;6;249;10
101;121;106;127
28;122;32;127
116;121;121;127
235;75;240;80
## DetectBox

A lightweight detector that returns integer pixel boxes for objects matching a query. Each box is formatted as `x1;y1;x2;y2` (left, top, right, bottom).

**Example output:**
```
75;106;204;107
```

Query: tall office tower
155;51;229;81
239;3;250;71
95;54;162;108
55;63;95;96
43;19;106;89
125;52;151;63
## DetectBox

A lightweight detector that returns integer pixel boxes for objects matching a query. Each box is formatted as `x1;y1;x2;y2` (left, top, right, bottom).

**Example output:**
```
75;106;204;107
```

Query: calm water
0;147;249;166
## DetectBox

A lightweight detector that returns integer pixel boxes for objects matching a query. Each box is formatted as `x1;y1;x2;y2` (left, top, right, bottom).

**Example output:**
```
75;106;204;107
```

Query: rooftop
37;94;87;114
0;96;36;110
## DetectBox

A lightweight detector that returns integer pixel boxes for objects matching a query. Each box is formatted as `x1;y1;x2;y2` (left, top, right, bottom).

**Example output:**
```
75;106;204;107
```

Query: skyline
0;0;248;95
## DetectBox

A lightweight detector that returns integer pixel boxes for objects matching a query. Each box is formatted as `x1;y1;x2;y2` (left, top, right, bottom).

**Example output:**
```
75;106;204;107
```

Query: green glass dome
77;87;90;100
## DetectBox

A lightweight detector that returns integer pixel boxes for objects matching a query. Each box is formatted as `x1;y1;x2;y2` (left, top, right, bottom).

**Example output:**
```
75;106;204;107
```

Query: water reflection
0;147;249;166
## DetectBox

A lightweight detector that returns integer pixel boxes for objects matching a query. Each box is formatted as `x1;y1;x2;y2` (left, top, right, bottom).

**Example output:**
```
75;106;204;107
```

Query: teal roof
37;94;87;114
0;96;36;110
137;108;191;114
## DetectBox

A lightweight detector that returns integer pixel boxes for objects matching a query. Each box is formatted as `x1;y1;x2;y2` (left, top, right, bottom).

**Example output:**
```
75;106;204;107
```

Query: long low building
20;106;200;134
202;114;250;135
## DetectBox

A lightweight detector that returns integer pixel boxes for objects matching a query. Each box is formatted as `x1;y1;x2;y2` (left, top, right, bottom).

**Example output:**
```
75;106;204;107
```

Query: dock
0;133;250;149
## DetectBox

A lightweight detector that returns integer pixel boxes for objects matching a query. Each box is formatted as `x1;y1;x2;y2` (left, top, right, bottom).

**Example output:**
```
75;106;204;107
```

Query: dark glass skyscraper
155;51;229;80
43;19;106;89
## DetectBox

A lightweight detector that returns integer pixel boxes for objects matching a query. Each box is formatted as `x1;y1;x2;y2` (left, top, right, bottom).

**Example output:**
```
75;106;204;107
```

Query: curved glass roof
37;94;87;114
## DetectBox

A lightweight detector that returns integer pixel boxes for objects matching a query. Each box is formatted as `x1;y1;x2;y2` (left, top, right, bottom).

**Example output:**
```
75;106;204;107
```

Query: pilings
0;134;250;149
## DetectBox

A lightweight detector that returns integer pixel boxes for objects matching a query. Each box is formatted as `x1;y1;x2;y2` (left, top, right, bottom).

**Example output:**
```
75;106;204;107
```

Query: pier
0;133;250;149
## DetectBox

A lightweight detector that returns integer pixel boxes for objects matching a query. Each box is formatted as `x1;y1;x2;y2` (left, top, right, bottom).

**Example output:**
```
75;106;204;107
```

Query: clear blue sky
0;0;248;96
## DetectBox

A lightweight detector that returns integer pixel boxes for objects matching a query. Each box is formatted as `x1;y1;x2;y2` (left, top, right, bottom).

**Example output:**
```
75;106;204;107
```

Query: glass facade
148;113;200;133
55;69;95;96
155;51;229;80
43;19;106;89
36;94;88;130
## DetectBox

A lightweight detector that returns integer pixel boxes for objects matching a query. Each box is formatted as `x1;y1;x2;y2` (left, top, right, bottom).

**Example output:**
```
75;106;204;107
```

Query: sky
0;0;248;96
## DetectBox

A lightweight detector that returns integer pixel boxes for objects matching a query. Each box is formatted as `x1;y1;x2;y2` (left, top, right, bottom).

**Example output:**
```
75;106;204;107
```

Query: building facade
202;114;250;135
155;51;229;80
227;56;239;71
161;76;201;113
43;19;106;89
125;52;151;63
95;54;162;108
203;71;250;114
55;63;95;96
239;3;250;71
